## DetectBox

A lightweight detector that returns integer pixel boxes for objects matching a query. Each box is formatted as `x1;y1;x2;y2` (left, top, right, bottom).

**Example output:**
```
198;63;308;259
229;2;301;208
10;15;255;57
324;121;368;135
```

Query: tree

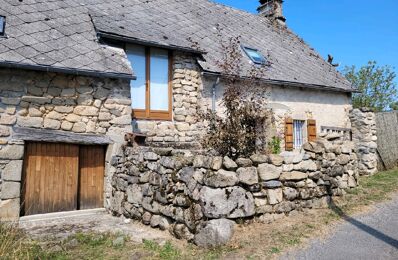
199;34;273;158
342;61;397;112
390;101;398;111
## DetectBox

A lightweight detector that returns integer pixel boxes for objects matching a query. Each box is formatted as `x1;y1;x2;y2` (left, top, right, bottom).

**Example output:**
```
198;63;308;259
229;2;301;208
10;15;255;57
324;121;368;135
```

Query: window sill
132;111;172;121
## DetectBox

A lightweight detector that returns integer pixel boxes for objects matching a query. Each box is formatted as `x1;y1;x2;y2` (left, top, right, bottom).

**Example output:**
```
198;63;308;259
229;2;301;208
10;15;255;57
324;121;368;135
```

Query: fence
376;111;398;170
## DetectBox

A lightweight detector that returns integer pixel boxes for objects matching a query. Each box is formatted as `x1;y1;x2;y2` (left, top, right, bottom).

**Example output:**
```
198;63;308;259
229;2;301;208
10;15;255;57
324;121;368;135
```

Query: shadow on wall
327;196;398;249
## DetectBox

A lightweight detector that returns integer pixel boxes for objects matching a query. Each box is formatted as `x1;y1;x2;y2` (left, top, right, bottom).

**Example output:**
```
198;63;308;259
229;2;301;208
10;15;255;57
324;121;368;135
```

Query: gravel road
281;194;398;260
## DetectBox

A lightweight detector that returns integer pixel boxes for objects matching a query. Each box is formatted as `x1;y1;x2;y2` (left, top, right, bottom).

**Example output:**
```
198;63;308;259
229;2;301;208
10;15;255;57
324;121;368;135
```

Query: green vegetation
143;240;181;260
0;223;48;260
269;136;282;154
341;169;398;212
342;61;397;111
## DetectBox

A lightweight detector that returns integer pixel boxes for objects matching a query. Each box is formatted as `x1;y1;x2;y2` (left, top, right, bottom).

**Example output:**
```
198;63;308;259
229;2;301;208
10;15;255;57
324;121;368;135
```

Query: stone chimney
258;0;286;26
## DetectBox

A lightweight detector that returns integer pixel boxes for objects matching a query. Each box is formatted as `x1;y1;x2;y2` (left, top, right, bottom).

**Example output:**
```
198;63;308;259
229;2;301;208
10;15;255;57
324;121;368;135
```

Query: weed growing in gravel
143;240;181;260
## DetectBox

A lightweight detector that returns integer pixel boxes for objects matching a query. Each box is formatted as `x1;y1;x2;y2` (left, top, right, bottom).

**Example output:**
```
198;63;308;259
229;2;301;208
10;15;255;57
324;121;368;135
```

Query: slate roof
0;0;353;91
90;0;353;91
0;0;133;79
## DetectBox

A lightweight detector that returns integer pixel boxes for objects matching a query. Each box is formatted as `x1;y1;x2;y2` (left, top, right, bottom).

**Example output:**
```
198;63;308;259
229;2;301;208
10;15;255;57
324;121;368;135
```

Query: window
242;46;267;65
293;120;306;149
285;118;317;151
0;16;5;36
126;44;172;120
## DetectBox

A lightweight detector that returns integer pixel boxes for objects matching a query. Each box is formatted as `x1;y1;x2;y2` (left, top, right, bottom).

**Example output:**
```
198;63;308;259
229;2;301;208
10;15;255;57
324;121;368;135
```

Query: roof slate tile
0;0;133;79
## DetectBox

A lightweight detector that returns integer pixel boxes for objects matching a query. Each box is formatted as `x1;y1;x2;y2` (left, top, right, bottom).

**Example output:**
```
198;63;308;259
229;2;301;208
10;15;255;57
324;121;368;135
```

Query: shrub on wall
200;33;273;158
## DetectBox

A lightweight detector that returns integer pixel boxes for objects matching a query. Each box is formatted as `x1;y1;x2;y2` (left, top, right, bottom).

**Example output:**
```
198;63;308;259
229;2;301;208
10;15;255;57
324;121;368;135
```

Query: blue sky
214;0;398;79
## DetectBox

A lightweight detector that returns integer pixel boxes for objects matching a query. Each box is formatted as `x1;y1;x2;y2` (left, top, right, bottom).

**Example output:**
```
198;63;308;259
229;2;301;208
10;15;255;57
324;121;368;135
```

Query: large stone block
46;111;63;120
268;154;284;166
2;160;23;181
0;125;10;137
28;107;43;117
22;96;51;104
110;115;131;125
43;118;61;130
0;199;20;221
204;170;238;188
267;188;283;205
126;184;143;205
73;106;99;116
236;167;258;186
223;156;237;170
250;154;268;164
294;160;317;171
17;117;43;128
0;145;24;160
72;122;86;133
193;155;212;169
0;182;21;199
0;114;16;125
194;219;235;248
280;171;308;181
199;186;255;218
258;163;282;181
1;97;21;105
65;114;82;123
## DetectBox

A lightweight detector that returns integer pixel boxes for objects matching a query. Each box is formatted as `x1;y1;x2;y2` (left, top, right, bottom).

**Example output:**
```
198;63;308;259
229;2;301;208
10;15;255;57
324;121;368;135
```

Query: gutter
202;70;358;94
0;61;136;80
98;31;205;55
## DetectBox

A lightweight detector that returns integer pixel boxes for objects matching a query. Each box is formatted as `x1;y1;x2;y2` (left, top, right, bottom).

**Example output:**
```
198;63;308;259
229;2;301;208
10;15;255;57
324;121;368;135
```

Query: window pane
293;120;305;149
244;47;266;64
126;44;146;110
150;48;169;111
0;16;4;35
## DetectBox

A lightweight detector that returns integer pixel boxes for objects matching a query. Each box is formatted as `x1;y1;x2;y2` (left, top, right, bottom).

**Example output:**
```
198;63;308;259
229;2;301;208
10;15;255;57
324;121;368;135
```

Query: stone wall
133;52;204;148
0;68;132;220
350;108;378;175
110;138;358;246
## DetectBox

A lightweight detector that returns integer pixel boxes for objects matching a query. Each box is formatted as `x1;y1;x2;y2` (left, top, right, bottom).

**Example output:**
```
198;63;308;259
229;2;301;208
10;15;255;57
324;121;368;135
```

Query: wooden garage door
79;146;105;210
22;143;105;216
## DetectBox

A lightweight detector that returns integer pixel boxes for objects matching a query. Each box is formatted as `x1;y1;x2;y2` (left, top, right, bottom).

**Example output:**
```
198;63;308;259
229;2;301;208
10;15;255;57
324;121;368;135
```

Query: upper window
0;16;5;36
242;46;267;65
126;44;172;120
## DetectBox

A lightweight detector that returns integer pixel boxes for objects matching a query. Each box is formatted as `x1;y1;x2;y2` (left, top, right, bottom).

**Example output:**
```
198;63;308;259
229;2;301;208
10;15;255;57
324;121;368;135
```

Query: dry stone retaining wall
350;108;378;175
110;138;359;246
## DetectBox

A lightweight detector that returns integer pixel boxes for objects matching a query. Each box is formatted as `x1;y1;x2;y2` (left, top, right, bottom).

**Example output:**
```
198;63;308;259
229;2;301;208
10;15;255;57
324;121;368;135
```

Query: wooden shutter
307;119;317;142
285;117;294;151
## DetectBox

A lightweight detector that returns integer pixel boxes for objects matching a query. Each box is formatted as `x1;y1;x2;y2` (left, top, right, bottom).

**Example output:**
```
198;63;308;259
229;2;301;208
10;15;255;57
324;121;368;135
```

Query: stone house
0;0;355;220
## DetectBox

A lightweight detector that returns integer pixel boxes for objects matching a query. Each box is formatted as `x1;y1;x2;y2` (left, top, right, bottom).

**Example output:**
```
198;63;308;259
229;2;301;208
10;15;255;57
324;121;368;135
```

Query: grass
0;227;136;260
0;222;49;260
143;240;181;260
1;169;398;260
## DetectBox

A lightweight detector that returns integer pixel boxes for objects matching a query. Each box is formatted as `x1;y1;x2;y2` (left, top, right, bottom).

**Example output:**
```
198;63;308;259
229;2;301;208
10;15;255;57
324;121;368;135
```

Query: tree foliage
342;61;397;111
390;101;398;111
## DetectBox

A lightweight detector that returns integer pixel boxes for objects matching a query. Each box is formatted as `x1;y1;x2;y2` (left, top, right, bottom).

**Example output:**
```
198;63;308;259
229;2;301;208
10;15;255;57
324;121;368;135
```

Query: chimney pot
258;0;286;26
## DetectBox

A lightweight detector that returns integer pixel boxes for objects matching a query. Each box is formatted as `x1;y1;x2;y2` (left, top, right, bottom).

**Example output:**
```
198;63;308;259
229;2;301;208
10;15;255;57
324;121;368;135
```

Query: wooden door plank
23;142;80;216
79;145;105;210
